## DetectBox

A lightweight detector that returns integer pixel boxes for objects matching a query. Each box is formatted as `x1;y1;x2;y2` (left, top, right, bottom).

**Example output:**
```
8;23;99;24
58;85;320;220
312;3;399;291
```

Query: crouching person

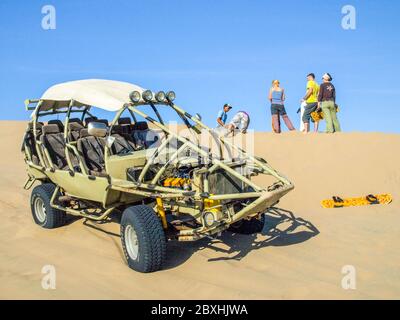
227;111;250;134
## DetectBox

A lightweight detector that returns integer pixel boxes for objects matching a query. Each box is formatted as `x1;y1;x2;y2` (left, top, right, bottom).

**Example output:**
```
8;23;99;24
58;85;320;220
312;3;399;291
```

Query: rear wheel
228;214;265;235
30;183;67;229
121;205;166;273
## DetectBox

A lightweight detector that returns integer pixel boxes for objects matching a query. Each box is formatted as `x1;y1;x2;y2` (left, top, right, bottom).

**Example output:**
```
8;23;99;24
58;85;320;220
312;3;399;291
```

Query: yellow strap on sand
321;194;392;209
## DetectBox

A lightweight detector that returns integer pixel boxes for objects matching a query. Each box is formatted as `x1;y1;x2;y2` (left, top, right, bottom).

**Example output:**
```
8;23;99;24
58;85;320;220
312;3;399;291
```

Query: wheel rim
124;225;139;260
34;197;46;223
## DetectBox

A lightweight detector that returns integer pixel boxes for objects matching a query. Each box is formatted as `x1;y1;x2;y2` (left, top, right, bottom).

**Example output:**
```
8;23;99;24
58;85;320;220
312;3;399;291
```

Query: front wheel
228;214;265;235
120;205;167;273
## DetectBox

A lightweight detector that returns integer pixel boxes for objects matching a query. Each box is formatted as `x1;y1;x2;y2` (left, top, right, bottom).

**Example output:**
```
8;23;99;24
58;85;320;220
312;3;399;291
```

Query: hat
224;103;232;109
322;73;333;81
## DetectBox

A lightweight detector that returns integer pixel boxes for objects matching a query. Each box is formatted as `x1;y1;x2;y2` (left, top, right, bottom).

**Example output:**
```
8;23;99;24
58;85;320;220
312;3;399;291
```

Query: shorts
271;104;287;115
229;112;250;132
302;102;318;123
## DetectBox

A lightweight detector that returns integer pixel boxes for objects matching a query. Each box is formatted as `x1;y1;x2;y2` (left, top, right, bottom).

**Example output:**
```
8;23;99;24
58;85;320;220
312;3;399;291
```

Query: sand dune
0;121;399;299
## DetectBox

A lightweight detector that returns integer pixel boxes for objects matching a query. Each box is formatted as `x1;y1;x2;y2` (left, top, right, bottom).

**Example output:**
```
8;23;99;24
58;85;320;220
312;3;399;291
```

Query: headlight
129;91;141;103
155;91;166;102
203;211;216;227
142;90;154;102
166;91;176;102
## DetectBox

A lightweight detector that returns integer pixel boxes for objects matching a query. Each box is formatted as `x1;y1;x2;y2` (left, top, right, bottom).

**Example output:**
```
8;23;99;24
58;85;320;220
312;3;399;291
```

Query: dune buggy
22;79;294;272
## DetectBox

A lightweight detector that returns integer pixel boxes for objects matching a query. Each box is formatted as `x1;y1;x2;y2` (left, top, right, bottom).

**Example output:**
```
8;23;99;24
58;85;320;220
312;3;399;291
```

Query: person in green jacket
318;73;341;133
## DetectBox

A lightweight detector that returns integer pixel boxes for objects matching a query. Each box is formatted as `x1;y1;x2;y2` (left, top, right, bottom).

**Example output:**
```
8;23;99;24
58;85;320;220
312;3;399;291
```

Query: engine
161;158;197;190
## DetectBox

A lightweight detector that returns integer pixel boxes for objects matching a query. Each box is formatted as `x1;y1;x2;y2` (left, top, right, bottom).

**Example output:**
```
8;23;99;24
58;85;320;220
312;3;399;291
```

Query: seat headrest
97;119;109;126
28;122;44;130
80;128;90;138
132;121;149;131
111;125;122;134
84;117;97;125
118;117;132;125
68;122;84;131
69;118;84;126
48;119;64;131
42;124;61;135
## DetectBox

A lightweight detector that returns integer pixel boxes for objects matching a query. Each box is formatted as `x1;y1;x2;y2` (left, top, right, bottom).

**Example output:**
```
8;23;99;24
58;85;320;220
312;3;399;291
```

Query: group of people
216;72;341;134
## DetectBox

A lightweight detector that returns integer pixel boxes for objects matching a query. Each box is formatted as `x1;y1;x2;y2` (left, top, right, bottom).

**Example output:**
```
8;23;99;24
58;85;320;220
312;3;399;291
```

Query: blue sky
0;0;399;132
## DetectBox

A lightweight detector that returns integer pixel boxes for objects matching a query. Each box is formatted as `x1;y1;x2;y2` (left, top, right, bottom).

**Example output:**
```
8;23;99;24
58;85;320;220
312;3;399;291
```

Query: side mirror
194;113;202;121
88;122;107;137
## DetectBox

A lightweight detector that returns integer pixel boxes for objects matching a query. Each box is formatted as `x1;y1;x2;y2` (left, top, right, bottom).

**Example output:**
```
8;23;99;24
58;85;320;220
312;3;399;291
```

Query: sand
0;120;399;299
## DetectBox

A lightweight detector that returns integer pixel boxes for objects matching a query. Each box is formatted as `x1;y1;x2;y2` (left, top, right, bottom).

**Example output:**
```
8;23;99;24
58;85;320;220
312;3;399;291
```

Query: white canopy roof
39;79;146;111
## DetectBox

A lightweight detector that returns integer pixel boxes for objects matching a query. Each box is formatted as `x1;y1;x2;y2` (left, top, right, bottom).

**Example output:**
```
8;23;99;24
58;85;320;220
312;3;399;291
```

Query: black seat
40;124;68;170
132;121;149;131
68;122;84;141
118;117;132;125
27;121;44;131
22;122;43;165
131;121;159;149
84;116;98;127
118;117;133;135
48;119;64;132
69;118;84;127
77;128;107;176
97;119;109;126
110;125;137;155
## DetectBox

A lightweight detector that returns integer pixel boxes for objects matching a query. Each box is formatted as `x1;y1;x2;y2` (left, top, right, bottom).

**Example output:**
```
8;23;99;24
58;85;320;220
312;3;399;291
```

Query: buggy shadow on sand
164;207;319;268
